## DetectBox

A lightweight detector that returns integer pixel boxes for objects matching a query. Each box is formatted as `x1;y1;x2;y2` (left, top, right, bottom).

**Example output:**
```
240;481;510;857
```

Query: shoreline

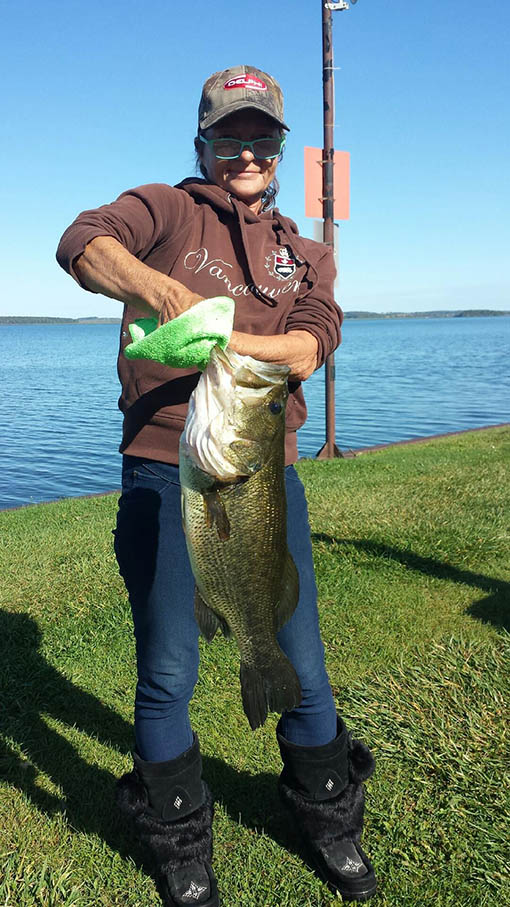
2;422;509;512
344;421;510;456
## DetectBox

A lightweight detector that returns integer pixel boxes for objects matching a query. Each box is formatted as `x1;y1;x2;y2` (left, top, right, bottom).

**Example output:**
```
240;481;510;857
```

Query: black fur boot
277;717;377;902
116;734;219;907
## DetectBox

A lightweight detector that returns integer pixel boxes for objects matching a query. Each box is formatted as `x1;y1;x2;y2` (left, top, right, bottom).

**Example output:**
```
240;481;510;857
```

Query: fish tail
240;656;302;731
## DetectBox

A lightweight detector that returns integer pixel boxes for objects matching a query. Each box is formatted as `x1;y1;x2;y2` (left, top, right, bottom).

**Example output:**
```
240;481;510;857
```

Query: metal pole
317;0;343;459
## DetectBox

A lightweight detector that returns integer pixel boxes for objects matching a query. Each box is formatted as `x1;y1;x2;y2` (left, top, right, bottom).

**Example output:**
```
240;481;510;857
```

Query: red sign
304;147;350;220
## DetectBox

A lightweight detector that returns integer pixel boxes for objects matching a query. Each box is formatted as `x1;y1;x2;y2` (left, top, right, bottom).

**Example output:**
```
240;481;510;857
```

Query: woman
57;65;376;907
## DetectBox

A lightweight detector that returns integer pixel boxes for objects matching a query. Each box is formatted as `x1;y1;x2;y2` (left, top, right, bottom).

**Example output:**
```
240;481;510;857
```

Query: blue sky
1;0;509;316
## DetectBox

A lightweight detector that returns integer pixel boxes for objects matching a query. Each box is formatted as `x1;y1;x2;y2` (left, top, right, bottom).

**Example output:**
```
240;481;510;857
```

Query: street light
317;0;359;460
325;0;357;11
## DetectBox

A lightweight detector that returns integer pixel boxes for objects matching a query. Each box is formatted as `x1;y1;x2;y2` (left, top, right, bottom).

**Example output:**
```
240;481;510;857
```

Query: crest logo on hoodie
265;247;297;281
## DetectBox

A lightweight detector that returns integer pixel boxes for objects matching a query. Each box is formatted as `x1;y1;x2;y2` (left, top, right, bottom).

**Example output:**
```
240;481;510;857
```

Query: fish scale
179;345;302;729
185;469;282;640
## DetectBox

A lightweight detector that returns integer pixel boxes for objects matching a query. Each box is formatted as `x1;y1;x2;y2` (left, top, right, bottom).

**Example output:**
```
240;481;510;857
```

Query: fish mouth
182;345;288;482
214;344;290;387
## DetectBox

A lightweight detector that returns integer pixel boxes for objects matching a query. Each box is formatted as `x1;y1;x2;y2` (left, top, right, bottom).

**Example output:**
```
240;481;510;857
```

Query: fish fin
194;588;231;641
276;552;300;631
203;491;230;541
240;655;302;730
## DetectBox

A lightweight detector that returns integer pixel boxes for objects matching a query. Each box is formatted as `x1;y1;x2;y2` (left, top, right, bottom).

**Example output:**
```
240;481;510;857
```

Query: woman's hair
194;130;284;211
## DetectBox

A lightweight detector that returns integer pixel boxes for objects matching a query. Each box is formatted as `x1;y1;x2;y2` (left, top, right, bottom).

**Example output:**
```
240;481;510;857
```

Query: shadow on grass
0;610;302;881
312;534;510;631
203;755;304;857
0;609;148;865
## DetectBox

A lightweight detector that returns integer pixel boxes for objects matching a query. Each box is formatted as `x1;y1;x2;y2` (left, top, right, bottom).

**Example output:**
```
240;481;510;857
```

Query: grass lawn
0;426;508;906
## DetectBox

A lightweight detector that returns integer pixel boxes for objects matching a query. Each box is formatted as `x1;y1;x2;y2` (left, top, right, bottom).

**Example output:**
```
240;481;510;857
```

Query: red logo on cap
223;74;267;92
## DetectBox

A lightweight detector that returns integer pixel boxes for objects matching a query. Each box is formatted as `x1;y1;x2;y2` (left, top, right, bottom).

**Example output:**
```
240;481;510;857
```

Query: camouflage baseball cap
198;65;289;132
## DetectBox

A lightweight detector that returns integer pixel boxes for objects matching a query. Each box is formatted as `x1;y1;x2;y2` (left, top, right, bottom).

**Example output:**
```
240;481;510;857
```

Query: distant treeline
0;316;121;324
343;310;510;319
1;311;509;325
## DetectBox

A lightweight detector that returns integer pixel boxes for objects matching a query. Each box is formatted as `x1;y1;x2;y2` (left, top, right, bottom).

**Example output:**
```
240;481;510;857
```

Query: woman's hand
228;329;319;382
73;237;317;375
73;236;203;322
156;286;203;325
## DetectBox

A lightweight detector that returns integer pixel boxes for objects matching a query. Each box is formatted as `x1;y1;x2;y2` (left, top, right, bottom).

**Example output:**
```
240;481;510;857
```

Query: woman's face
198;109;282;213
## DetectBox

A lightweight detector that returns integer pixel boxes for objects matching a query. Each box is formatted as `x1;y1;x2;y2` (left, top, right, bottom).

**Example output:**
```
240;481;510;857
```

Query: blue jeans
114;456;337;761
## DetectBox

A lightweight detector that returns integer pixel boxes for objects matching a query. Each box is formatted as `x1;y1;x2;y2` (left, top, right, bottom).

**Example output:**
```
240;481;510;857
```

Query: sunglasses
199;135;285;160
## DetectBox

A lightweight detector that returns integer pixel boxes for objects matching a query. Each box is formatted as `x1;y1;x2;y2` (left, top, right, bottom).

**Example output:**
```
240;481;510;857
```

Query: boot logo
173;795;183;810
182;880;208;900
325;778;335;791
340;856;364;874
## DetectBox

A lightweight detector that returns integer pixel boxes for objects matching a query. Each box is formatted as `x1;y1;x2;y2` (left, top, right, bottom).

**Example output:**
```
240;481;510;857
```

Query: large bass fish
179;345;302;729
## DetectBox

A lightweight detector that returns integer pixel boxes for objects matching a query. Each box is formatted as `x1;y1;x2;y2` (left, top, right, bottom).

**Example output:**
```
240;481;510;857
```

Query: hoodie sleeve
56;183;193;289
285;245;343;368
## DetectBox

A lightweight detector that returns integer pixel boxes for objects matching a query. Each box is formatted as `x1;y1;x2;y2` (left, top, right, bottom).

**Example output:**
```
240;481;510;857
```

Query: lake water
2;317;509;509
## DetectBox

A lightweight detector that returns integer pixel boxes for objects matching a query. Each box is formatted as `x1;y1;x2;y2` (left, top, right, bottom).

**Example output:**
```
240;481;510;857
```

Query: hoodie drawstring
230;196;279;307
271;211;321;299
176;179;322;305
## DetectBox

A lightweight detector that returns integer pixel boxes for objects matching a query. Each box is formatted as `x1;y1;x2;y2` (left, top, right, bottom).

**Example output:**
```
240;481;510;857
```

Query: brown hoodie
56;179;342;464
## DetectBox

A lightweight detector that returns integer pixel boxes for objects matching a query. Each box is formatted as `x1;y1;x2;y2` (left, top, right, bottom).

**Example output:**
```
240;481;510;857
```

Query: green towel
124;296;235;371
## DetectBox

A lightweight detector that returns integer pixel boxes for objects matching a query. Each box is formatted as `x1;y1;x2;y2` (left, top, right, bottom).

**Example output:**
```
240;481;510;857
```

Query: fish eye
269;401;282;415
